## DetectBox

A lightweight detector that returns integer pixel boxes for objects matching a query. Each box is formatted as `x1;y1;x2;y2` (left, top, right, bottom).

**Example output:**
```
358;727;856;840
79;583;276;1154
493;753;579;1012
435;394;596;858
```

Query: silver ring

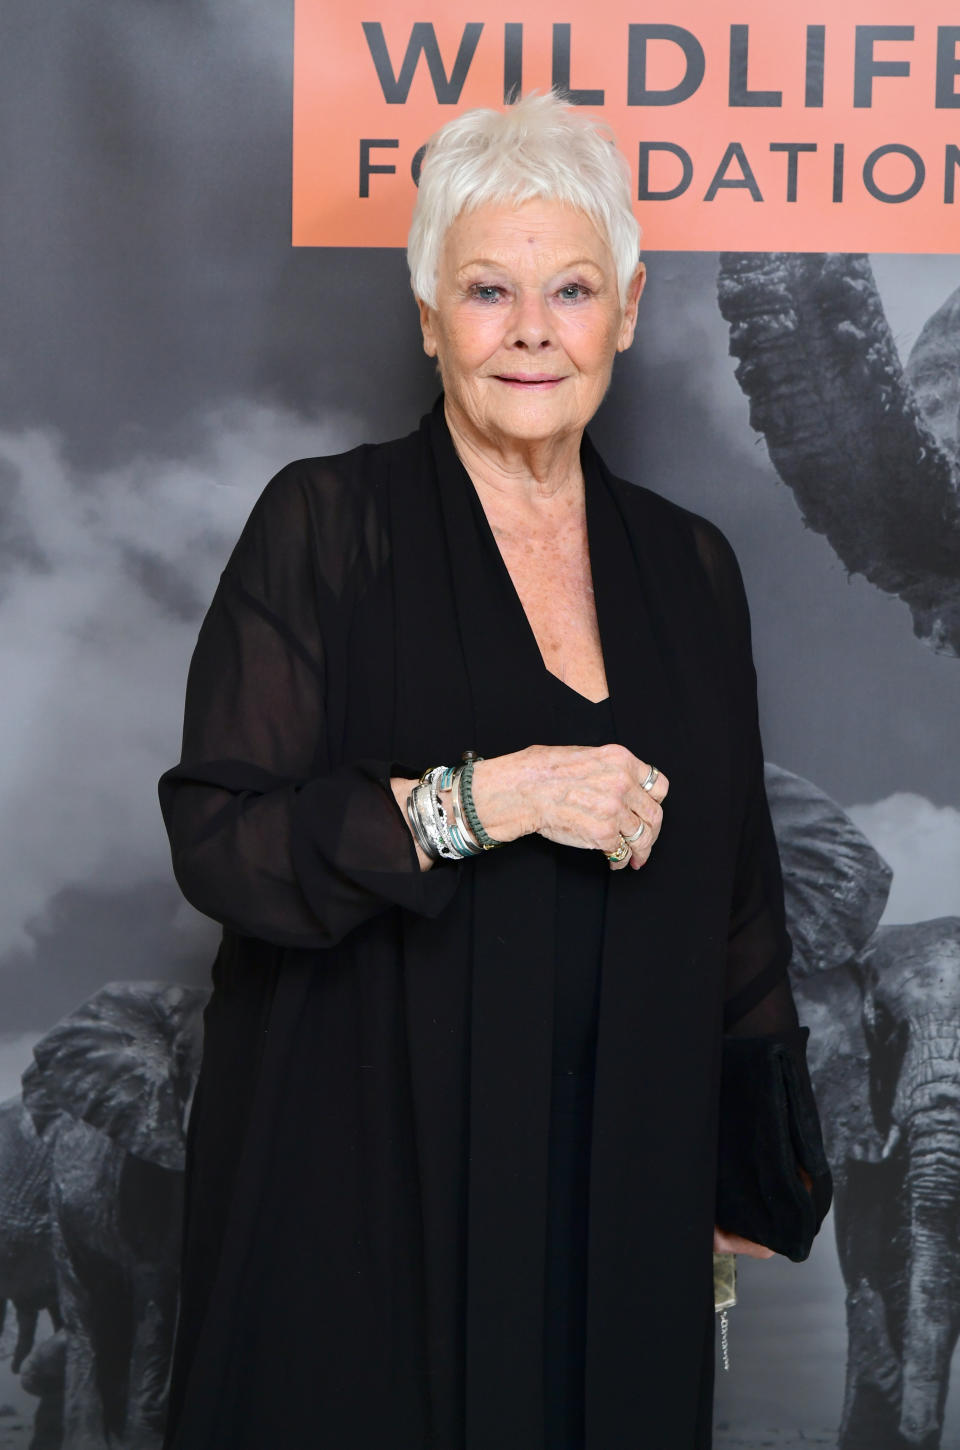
641;765;659;793
622;821;645;842
605;835;631;863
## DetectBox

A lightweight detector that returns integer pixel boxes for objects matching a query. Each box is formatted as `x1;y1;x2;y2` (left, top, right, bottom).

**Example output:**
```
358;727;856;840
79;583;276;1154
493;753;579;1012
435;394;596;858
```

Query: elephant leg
839;1276;907;1449
22;1328;67;1450
51;1213;110;1450
29;1395;65;1450
112;1154;183;1448
12;1302;39;1374
834;1163;907;1449
118;1265;177;1450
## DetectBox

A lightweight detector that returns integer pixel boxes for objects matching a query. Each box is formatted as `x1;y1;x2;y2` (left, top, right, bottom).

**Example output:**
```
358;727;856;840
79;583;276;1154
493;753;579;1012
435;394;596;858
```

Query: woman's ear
617;262;647;353
417;297;439;358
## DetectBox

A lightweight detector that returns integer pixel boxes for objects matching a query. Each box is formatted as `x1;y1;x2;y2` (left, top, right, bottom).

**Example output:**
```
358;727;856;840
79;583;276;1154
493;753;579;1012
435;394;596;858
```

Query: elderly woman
159;93;830;1450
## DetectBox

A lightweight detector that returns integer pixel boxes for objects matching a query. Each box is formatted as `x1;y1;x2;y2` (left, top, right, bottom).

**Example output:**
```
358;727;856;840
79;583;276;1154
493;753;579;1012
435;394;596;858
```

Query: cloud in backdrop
848;794;960;926
0;1034;39;1104
0;405;355;973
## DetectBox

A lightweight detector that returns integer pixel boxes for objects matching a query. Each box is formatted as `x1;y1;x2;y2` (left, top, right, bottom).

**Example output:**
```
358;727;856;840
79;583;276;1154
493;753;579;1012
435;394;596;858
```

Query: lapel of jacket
425;398;559;1450
388;399;558;1449
580;441;735;1444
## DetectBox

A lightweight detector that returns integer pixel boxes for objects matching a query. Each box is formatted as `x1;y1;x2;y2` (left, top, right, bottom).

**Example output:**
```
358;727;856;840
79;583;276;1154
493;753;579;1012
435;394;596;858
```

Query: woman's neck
443;397;585;510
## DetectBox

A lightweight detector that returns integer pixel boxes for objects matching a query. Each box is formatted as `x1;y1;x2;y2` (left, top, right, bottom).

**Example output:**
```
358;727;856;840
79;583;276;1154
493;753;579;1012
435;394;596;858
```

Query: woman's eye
470;284;502;303
557;283;589;301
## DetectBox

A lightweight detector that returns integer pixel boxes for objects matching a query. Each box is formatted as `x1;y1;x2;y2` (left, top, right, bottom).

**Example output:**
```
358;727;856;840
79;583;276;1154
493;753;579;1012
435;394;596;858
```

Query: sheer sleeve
158;459;459;950
695;517;833;1251
691;518;799;1038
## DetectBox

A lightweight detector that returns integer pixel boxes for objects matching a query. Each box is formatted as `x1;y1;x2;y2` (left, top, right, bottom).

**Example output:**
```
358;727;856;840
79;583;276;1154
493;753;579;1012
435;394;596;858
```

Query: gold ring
605;835;631;863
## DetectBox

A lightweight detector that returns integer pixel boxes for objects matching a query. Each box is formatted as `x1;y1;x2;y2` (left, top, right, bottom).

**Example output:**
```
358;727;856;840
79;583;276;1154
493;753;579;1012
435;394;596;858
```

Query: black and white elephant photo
767;763;960;1450
717;253;960;659
0;1098;60;1382
713;254;960;1445
1;983;206;1450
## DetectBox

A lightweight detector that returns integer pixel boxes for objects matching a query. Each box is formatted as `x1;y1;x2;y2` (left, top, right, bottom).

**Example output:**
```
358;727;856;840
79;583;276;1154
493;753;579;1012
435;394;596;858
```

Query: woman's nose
506;291;554;349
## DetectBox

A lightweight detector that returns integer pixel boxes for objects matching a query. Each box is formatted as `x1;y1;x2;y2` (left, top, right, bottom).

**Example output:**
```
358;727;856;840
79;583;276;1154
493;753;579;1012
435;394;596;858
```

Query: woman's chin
481;393;589;446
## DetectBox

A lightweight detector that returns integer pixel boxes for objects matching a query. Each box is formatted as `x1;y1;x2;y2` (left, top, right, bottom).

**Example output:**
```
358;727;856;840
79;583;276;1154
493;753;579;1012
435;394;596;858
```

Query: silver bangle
414;781;449;860
406;791;439;860
411;783;446;858
409;780;447;860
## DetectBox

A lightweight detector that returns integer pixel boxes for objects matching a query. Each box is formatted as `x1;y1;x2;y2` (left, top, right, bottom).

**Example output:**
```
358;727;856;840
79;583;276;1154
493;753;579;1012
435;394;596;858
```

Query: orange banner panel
293;0;960;251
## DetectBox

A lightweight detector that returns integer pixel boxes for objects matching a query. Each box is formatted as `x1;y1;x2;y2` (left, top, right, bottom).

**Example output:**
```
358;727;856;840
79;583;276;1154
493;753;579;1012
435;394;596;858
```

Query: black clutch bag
715;1026;833;1263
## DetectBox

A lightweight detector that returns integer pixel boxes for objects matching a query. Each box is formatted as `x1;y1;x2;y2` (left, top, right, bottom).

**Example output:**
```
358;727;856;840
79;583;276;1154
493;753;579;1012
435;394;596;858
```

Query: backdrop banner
293;0;960;251
0;1;958;1448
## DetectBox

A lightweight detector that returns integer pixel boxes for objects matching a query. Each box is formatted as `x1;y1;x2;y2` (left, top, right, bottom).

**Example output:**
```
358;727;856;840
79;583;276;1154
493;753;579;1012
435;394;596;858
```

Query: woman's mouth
493;375;565;388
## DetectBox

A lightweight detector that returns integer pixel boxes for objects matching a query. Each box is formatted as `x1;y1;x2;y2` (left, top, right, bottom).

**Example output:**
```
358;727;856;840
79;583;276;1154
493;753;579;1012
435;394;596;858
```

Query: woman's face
418;198;645;452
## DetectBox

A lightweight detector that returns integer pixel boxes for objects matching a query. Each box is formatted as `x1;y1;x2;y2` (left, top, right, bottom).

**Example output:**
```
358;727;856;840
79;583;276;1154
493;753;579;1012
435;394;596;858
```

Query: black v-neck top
544;669;613;1079
542;671;613;1450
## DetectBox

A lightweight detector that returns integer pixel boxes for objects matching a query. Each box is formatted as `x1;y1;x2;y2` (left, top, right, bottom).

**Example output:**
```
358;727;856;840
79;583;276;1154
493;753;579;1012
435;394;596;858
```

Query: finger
603;838;633;872
598;823;637;871
601;815;654;870
614;832;652;871
633;760;669;806
619;797;664;867
592;751;665;867
619;821;652;870
623;791;664;837
713;1227;774;1259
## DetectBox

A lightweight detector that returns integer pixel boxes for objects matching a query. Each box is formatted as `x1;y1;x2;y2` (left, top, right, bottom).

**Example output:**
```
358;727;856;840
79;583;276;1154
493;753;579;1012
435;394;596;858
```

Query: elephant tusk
881;1124;902;1160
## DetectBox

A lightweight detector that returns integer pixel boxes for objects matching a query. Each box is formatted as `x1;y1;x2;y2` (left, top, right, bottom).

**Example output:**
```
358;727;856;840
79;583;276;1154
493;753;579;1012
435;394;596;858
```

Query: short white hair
407;91;641;309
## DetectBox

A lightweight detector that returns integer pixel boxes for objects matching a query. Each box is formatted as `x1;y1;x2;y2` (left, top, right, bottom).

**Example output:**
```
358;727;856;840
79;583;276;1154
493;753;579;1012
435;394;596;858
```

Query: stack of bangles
406;749;504;862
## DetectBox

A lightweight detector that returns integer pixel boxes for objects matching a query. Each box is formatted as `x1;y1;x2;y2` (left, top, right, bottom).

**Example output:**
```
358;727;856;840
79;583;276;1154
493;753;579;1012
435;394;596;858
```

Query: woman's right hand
471;744;669;871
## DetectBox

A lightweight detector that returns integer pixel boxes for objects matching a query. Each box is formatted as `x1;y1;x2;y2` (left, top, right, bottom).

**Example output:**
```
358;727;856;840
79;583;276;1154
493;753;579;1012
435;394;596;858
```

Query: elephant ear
765;762;892;978
718;252;960;656
22;982;208;1171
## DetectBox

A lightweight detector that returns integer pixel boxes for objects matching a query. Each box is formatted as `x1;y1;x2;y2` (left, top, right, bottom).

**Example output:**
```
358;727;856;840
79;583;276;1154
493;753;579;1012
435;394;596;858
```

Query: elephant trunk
716;253;960;655
899;1115;960;1447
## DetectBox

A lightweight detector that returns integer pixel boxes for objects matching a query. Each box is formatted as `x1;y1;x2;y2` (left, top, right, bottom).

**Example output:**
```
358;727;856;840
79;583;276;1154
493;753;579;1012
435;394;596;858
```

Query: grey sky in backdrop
0;0;958;1037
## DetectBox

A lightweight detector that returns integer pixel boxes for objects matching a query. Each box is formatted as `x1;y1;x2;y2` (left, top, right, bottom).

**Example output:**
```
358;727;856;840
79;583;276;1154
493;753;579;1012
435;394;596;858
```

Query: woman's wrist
469;748;541;844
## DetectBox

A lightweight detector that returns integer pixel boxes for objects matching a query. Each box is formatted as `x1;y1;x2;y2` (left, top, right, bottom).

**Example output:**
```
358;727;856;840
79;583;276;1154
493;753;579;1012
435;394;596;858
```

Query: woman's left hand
712;1227;774;1259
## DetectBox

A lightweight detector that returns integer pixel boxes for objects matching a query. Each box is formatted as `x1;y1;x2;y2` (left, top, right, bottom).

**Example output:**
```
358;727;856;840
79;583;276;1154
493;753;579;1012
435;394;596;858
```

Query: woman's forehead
443;199;612;269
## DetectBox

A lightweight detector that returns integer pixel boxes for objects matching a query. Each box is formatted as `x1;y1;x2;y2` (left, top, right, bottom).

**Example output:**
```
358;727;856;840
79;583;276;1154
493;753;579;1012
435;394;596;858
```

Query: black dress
541;673;613;1450
158;398;814;1450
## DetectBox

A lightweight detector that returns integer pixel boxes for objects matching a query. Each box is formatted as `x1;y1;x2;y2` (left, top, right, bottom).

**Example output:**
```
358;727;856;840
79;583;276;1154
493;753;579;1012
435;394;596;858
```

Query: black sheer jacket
158;398;827;1450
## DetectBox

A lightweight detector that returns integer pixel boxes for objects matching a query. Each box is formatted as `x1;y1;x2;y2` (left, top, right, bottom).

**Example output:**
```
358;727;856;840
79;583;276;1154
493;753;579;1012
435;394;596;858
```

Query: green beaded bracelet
459;750;503;850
